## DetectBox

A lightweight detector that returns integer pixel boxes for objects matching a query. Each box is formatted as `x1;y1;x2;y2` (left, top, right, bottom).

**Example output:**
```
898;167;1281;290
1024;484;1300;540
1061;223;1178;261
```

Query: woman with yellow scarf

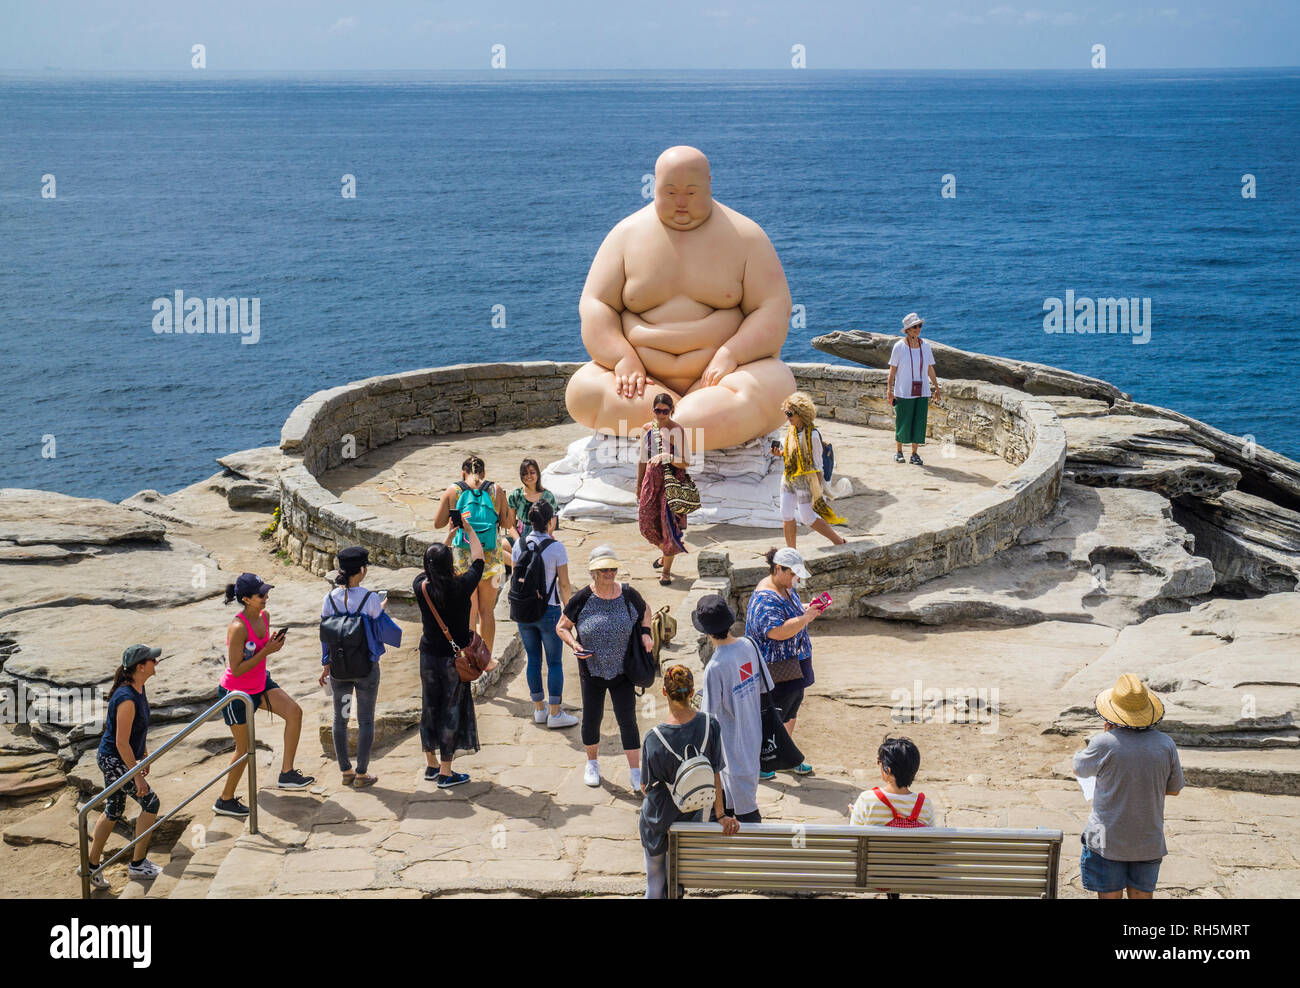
773;392;847;548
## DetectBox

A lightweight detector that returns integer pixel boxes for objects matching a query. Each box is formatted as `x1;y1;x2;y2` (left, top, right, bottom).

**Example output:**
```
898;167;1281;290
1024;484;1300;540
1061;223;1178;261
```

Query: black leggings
578;663;639;750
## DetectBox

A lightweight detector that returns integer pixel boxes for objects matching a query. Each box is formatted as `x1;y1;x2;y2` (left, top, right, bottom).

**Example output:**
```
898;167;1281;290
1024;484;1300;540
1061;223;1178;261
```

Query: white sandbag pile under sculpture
543;432;794;528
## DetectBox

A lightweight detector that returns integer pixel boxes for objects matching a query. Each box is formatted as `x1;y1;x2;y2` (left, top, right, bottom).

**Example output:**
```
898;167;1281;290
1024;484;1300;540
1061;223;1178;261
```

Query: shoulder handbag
657;425;701;516
748;638;804;772
752;591;804;683
909;340;924;397
420;579;492;683
623;593;659;691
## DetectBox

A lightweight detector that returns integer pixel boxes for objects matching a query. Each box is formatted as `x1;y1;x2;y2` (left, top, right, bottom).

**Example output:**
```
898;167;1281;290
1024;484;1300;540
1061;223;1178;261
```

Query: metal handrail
77;691;259;899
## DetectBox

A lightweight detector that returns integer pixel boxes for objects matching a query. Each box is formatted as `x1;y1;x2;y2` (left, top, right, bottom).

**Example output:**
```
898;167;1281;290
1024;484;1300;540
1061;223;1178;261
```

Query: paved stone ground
319;418;1015;573
201;612;1300;899
5;423;1297;899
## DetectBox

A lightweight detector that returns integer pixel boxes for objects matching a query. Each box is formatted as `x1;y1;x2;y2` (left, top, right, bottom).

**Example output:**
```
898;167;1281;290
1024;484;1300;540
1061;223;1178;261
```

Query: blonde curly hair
781;391;817;429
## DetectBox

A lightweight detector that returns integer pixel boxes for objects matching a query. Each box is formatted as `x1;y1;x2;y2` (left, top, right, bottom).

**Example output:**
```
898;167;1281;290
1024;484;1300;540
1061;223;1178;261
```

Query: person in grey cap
887;312;942;465
79;644;165;889
697;595;773;823
745;547;827;779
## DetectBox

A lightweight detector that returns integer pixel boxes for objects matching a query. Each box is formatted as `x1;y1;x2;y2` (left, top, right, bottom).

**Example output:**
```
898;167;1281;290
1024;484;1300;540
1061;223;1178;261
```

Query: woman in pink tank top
212;572;315;818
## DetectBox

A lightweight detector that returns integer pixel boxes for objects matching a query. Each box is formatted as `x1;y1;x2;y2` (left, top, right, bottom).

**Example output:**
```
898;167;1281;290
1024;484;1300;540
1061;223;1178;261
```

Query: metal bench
668;822;1063;898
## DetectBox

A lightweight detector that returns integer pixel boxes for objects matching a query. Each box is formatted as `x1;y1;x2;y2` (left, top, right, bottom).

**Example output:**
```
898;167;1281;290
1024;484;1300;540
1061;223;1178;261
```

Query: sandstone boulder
1052;596;1300;753
812;330;1128;402
1172;490;1300;595
0;489;164;546
861;483;1214;628
1062;415;1240;499
0;536;225;619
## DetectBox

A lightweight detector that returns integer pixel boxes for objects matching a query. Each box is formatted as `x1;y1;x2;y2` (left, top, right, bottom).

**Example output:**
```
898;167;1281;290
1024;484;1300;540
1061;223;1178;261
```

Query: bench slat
868;852;1050;865
680;858;859;873
868;863;1050;873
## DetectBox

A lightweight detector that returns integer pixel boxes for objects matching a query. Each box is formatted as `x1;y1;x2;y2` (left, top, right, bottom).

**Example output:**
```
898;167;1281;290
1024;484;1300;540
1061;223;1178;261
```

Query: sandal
352;774;378;788
653;557;663;570
659;576;673;586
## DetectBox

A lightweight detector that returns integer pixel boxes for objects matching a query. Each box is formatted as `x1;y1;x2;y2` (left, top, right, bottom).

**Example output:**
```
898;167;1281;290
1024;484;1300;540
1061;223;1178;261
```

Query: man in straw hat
1073;673;1185;899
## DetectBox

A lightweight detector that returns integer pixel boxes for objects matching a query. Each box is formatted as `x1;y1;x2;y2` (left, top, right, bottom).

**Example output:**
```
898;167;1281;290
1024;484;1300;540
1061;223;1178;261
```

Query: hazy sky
2;0;1296;71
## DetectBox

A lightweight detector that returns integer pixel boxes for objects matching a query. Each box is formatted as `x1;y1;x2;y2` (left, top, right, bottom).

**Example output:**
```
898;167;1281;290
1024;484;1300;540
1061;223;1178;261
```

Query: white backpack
652;716;716;813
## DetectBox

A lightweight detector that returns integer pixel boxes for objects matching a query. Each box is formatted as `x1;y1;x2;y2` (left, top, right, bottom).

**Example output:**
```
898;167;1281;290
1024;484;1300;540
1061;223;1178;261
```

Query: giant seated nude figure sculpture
565;146;797;452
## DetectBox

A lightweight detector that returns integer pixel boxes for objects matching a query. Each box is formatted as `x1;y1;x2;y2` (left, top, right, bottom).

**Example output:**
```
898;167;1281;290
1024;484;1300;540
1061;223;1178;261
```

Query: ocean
2;69;1297;502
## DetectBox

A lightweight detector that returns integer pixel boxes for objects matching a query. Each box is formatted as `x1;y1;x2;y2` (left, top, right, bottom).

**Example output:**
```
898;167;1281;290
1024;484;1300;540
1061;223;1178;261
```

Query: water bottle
321;674;332;697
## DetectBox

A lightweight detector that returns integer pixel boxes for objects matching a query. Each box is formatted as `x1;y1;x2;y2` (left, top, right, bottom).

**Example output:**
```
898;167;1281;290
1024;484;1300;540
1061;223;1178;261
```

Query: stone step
116;845;191;899
166;812;248;898
1053;748;1300;797
1179;748;1300;797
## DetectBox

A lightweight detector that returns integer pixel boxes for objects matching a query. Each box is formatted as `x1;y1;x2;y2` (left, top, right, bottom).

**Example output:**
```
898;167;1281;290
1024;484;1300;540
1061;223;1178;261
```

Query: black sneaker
894;451;905;463
910;452;924;466
436;771;470;789
213;796;250;817
424;766;439;782
277;769;315;790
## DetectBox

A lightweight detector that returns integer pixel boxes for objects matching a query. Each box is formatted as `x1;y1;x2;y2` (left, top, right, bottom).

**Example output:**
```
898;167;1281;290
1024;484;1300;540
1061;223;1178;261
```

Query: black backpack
320;589;373;680
508;535;558;623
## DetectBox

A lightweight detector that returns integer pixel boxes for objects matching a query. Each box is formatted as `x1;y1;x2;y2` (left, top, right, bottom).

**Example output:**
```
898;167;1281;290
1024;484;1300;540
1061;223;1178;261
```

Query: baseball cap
121;644;162;669
234;572;274;600
771;547;811;580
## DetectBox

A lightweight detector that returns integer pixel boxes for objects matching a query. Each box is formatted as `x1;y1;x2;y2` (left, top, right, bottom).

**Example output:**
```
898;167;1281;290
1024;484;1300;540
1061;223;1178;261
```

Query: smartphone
448;508;463;528
769;440;782;454
275;627;288;640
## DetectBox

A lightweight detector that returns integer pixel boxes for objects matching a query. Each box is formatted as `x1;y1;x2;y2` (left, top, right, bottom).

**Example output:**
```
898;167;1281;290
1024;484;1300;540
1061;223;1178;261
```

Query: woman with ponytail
412;517;489;788
433;455;509;655
212;572;314;819
79;644;165;889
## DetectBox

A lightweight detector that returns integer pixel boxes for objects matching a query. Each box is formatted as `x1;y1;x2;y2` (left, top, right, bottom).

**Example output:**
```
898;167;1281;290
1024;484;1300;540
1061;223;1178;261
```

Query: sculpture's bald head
654;146;713;231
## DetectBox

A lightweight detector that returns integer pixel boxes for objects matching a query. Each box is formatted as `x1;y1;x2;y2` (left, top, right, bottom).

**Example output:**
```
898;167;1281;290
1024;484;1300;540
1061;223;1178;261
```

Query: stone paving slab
202;613;1300;899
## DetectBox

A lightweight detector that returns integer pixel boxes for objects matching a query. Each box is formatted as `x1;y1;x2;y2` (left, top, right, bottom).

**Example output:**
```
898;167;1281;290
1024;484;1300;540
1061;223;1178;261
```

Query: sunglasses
653;407;671;415
784;410;795;417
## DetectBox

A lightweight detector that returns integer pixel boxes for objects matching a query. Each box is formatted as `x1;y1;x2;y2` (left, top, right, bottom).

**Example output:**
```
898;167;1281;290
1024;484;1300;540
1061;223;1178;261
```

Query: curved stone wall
277;362;580;575
275;362;1065;622
700;364;1066;621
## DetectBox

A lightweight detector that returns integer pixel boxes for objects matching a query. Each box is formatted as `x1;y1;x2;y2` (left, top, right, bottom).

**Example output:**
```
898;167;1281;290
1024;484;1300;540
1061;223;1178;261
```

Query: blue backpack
813;429;835;482
453;481;499;551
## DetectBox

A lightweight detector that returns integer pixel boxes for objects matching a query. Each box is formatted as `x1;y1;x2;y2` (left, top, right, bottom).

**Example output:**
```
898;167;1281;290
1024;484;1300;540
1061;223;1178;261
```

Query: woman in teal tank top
434;455;509;656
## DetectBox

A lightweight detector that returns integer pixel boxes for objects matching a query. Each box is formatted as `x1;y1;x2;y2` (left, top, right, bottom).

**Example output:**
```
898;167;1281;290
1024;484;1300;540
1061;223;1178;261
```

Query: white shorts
780;486;816;526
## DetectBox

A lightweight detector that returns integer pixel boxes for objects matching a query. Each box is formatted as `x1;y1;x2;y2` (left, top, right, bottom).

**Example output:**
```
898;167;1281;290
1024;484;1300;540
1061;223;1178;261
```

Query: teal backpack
453;481;500;551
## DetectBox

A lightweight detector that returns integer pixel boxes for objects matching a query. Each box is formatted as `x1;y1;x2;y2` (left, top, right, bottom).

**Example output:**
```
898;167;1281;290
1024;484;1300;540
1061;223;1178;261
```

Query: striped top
849;789;938;828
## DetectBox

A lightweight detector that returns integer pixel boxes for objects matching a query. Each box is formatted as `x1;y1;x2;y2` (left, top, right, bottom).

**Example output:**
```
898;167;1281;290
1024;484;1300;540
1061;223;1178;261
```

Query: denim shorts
1080;838;1162;893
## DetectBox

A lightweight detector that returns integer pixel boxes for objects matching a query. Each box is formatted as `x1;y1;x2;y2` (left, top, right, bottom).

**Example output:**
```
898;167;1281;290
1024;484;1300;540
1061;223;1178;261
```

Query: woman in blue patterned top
745;546;827;779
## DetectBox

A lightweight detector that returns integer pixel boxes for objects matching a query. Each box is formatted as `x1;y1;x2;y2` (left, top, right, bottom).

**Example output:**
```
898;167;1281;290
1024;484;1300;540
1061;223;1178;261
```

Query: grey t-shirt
639;713;725;857
700;637;773;816
1074;727;1185;861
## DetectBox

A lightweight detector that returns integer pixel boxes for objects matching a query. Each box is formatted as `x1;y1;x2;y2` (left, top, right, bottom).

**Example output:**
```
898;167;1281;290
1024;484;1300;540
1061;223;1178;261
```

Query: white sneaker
128;858;162;880
583;761;601;787
532;707;548;724
547;710;579;729
77;864;110;890
629;768;643;791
